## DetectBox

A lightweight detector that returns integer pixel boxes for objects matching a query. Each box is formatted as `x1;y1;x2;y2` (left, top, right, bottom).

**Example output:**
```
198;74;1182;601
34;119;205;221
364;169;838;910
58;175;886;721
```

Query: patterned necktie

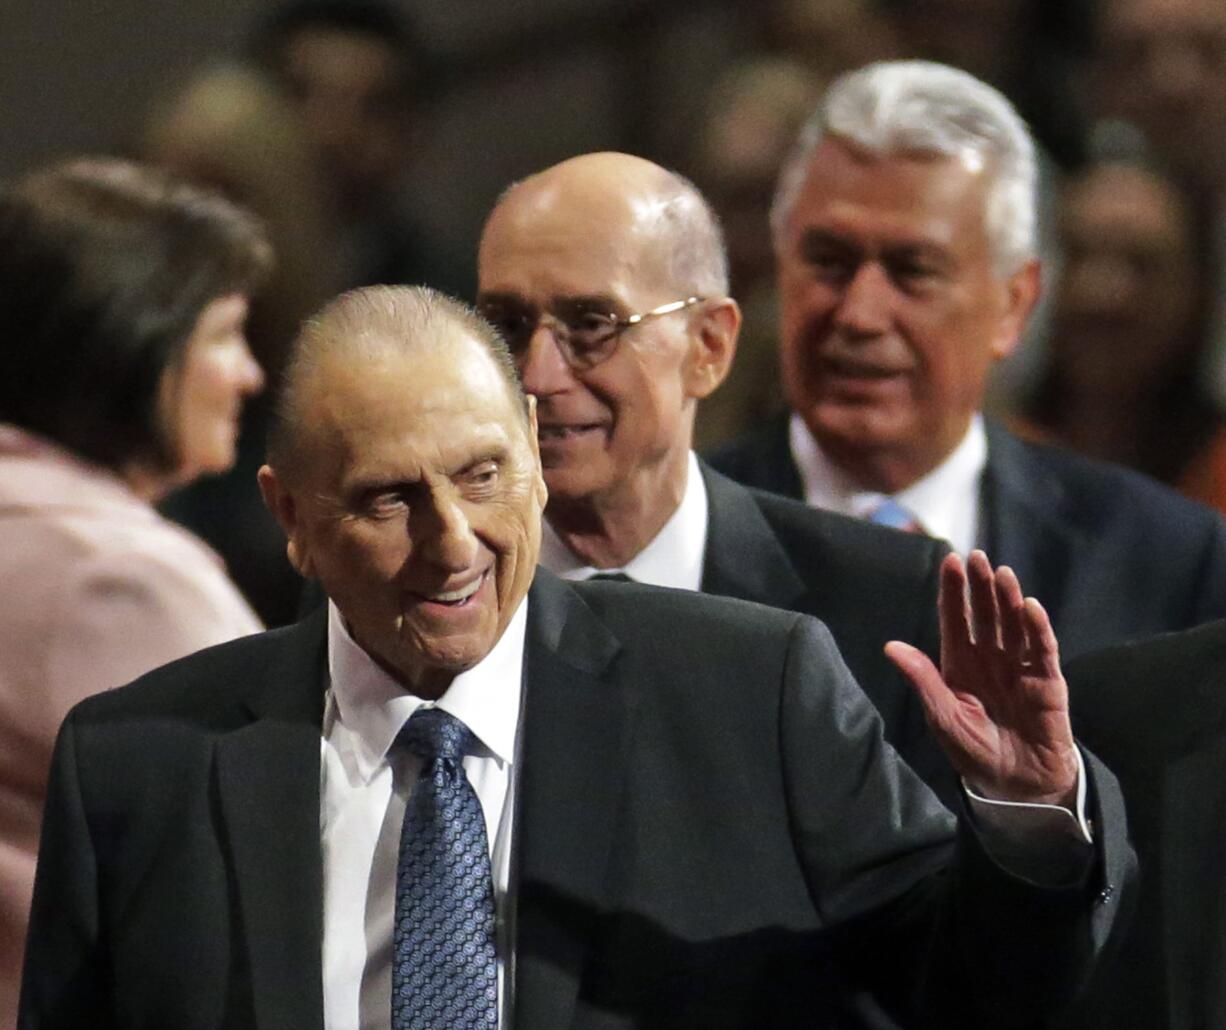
392;708;498;1029
866;498;925;535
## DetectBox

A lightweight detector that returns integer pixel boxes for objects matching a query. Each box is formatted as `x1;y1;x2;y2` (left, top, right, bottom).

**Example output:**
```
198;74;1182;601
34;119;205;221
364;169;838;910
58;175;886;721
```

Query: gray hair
771;60;1037;274
267;284;528;478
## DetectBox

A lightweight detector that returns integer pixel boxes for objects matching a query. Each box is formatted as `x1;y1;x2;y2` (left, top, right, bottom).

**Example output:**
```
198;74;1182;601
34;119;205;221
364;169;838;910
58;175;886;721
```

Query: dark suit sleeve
778;616;1133;1026
1191;516;1226;625
19;710;113;1030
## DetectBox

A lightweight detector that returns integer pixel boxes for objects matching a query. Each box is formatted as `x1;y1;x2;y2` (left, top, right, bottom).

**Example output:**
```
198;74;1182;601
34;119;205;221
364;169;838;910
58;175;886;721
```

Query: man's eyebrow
552;293;623;314
798;228;859;251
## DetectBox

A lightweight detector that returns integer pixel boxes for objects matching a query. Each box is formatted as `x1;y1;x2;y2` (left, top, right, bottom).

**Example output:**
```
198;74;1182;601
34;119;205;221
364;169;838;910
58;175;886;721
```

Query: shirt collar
538;450;709;591
326;596;527;783
789;411;988;554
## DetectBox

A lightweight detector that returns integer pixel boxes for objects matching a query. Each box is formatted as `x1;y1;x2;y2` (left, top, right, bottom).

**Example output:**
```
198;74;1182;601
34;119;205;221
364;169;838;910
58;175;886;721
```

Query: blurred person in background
1020;158;1226;512
1087;0;1226;410
144;63;343;626
708;60;1226;659
763;0;902;83
689;57;820;449
0;158;268;1022
253;0;469;296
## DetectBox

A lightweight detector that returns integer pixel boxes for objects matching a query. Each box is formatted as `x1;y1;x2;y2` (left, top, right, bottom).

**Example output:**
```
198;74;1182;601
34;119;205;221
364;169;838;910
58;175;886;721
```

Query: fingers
937;553;971;667
885;640;960;737
1024;596;1063;680
995;563;1028;658
967;549;1000;647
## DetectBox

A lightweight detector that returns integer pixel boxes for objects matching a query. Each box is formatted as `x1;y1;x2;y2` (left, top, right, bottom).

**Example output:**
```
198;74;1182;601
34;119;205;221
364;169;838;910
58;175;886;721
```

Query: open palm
886;550;1079;807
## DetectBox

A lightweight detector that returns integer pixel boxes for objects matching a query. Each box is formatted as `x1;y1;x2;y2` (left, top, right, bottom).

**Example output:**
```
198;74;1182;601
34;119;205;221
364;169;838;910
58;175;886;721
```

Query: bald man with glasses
476;152;956;801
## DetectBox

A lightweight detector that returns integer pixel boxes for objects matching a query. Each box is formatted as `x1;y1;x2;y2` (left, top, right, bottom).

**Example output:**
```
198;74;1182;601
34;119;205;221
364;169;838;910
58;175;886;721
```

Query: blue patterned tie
866;498;925;534
392;708;498;1029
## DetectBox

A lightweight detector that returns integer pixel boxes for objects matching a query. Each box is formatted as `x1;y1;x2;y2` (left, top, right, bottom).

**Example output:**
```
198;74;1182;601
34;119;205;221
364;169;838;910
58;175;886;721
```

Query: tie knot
396;708;477;764
587;571;633;582
866;498;924;534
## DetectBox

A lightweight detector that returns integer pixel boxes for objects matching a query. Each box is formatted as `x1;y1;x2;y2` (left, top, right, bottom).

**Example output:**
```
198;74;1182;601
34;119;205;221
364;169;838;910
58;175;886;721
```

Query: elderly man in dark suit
21;285;1129;1029
707;59;1226;660
476;151;953;798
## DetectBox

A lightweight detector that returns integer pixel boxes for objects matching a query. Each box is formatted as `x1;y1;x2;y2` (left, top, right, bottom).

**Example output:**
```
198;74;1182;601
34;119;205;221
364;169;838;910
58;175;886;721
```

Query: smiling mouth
417;570;488;606
537;423;603;440
822;356;910;380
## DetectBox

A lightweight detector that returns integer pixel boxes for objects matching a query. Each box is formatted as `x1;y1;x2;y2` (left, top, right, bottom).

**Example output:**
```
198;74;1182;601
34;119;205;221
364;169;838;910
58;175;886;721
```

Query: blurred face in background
886;0;1026;85
1094;0;1226;188
277;27;413;210
1053;163;1200;397
160;293;264;482
776;137;1036;491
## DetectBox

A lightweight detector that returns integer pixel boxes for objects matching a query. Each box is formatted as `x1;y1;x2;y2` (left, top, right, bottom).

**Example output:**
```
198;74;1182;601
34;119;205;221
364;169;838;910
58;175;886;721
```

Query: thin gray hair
267;284;528;479
771;60;1037;274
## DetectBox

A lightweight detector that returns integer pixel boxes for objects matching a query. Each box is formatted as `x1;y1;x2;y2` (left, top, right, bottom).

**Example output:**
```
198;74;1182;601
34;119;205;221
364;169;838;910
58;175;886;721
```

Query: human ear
990;259;1041;361
683;298;742;400
258;464;316;578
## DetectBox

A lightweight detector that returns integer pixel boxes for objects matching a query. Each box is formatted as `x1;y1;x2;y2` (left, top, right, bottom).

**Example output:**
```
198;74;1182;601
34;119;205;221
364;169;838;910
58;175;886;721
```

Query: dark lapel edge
513;571;627;1029
699;462;807;609
980;421;1081;607
215;607;329;1030
1162;722;1226;1029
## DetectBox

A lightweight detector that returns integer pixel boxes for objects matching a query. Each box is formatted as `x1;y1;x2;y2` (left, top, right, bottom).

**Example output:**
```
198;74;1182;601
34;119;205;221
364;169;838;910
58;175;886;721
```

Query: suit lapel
215;609;329;1030
700;463;807;610
514;572;627;1030
980;423;1081;621
1162;734;1226;1030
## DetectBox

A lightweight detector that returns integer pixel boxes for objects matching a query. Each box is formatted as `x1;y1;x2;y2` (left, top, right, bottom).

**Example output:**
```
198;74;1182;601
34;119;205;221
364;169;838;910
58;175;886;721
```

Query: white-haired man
709;59;1226;659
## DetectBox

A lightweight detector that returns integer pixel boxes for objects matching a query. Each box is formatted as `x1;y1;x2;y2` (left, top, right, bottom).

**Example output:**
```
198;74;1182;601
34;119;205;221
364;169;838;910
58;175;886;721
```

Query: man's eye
364;492;408;517
804;250;852;281
567;312;615;344
892;262;940;288
466;462;499;487
479;307;533;349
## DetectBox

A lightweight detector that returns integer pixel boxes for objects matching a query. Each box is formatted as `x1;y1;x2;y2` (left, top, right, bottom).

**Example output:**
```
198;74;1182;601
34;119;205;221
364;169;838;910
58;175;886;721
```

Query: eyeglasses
476;295;705;370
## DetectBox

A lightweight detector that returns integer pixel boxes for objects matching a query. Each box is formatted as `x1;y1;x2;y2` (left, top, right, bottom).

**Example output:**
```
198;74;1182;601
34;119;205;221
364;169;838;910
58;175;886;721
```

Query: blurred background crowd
6;0;1226;624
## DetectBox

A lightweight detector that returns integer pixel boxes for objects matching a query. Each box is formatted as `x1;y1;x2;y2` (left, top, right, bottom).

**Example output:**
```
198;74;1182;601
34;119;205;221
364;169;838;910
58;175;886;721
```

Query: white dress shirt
320;599;527;1030
789;412;989;555
540;450;709;589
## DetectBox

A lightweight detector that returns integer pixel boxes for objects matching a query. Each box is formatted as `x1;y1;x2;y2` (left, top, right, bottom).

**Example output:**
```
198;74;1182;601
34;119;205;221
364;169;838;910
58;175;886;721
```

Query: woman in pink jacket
0;159;270;1021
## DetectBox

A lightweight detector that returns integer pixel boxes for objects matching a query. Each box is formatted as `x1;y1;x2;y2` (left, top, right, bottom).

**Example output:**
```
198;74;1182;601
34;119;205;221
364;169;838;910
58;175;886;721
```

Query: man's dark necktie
392;708;497;1029
587;571;633;582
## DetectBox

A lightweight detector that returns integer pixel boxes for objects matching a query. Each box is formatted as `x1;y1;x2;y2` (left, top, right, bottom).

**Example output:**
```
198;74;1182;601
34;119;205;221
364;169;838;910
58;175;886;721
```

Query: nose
413;489;479;573
235;335;265;396
832;262;893;338
517;322;578;399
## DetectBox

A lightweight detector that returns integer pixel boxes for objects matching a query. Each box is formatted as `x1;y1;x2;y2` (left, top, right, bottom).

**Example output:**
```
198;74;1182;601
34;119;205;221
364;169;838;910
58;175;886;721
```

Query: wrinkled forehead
302;335;527;456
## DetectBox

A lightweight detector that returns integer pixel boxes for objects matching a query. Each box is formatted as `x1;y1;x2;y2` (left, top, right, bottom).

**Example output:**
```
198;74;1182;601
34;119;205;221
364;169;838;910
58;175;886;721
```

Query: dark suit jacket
21;574;1129;1029
1056;621;1226;1030
707;416;1226;658
700;464;952;802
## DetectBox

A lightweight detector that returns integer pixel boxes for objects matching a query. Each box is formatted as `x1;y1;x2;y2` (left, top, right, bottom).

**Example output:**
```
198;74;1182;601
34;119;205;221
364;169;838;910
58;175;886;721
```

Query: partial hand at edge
885;550;1079;808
